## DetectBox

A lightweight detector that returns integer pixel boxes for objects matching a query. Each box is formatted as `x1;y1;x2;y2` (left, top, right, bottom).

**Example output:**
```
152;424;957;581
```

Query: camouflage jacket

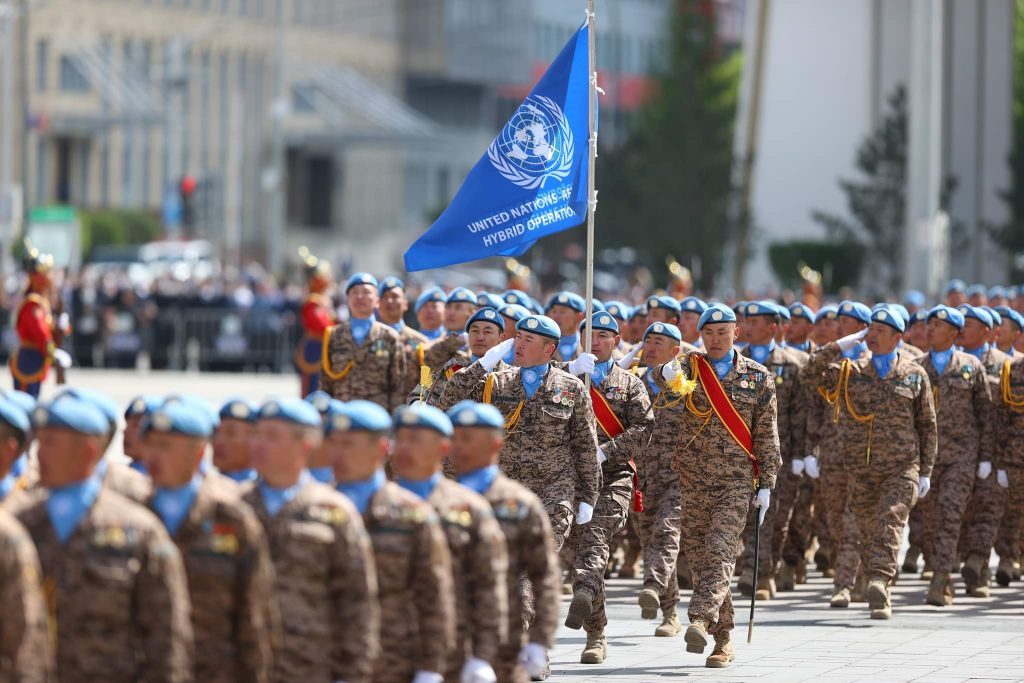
554;361;654;476
994;356;1024;469
0;509;52;683
321;320;407;412
427;478;508;674
803;343;937;478
653;351;782;490
741;344;806;461
363;481;455;683
242;481;379;683
636;366;689;495
440;362;601;508
406;335;472;404
482;473;560;650
12;487;193;683
918;350;993;467
152;475;277;683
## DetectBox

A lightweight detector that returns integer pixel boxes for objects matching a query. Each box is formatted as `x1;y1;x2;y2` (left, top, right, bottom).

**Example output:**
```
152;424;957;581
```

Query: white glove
576;502;594;525
57;312;71;333
918;476;931;499
518;643;547;678
412;672;444;683
661;361;681;382
791;458;805;476
597;447;607;464
617;341;643;369
754;489;771;525
837;328;868;352
997;469;1009;488
52;349;72;369
460;658;497;683
568;352;597;375
480;339;514;371
977;461;992;480
804;455;820;479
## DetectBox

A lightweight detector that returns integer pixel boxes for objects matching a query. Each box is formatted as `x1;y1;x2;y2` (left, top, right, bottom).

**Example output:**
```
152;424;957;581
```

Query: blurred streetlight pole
265;0;287;275
0;1;17;275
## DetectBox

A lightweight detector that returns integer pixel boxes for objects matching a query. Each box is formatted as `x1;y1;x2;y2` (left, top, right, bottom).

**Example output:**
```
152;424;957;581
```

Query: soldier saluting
651;303;781;669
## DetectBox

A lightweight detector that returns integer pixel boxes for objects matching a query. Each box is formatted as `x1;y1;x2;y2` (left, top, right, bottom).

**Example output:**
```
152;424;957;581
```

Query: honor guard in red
295;248;336;396
10;244;67;398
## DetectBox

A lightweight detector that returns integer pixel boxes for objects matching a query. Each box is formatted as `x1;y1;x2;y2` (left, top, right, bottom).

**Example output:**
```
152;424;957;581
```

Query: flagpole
583;0;597;390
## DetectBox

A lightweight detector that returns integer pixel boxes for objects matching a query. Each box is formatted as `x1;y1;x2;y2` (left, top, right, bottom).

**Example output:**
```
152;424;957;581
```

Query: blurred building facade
0;0;674;275
738;0;1015;293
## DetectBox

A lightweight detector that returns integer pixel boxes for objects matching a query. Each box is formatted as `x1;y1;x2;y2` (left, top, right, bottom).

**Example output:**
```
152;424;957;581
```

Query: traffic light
180;175;197;229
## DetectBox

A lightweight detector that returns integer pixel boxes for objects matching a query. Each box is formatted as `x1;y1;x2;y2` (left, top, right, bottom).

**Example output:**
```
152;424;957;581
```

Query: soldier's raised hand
480;339;514;371
617;341;643;369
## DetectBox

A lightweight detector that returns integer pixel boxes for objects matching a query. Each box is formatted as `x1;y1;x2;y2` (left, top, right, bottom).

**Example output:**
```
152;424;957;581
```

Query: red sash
693;355;759;482
589;385;644;513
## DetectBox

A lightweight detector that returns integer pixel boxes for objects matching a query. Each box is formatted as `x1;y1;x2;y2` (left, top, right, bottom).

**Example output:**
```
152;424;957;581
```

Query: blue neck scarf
259;472;310;517
930;347;954;376
591;359;614;387
503;346;516;366
457;464;500;495
10;453;27;478
154;474;203;536
129;459;148;475
790;340;811;353
421;326;445;341
223;468;258;483
0;472;18;502
558;334;579;361
965;343;989;361
747;340;776;365
842;341;868;360
47;474;103;544
872;349;898;379
520;363;549;399
645;368;660;395
386;320;405;333
709;348;736;379
350;316;374;347
307;467;334;484
396;471;442;500
337;469;387;515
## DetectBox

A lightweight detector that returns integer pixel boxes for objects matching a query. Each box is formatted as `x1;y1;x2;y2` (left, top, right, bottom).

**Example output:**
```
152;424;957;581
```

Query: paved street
22;370;1024;682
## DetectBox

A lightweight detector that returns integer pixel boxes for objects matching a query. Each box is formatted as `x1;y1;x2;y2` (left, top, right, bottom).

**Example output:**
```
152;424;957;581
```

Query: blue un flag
404;22;593;271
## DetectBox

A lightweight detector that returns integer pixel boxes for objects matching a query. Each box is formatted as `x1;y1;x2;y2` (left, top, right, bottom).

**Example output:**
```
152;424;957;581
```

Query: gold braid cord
1001;360;1024;413
828;359;876;464
483;374;525;432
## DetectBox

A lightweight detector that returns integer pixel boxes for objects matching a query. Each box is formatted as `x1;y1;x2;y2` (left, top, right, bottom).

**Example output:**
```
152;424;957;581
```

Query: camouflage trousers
920;459;975;573
494;640;531;683
635;484;681;612
679;474;750;635
847;469;918;582
996;466;1024;563
959;471;1007;559
781;475;817;566
740;468;802;574
563;471;632;633
813;476;833;563
908;504;925;551
822;459;860;590
521;502;574;633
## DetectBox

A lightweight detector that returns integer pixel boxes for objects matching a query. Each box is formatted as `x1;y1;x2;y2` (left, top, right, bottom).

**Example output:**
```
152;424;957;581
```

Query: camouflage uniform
426;478;509;681
559;362;653;633
12;487;194;683
739;345;805;577
959;347;1011;564
155;475;278;683
440;363;601;552
805;351;863;590
242;481;379;683
482;473;560;683
102;461;152;503
993;358;1024;572
321;320;407;412
362;481;455;683
804;344;937;583
654;352;781;635
635;366;684;613
917;351;992;574
0;509;52;683
407;334;469;403
417;357;506;409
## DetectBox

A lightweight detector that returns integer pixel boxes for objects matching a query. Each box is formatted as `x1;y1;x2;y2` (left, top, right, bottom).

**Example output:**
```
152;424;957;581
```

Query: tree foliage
594;1;743;292
990;0;1024;279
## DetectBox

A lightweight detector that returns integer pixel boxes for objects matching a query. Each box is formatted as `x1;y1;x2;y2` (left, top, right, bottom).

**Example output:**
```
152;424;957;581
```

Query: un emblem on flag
488;95;574;190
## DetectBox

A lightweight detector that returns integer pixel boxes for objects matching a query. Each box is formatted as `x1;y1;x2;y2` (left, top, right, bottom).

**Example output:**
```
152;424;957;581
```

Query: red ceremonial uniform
296;292;336;395
10;293;54;397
